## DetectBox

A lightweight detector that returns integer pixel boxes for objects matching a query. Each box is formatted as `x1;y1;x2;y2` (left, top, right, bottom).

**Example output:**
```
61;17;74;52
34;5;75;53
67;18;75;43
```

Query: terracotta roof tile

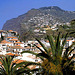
0;61;2;65
6;53;14;56
6;53;20;56
1;40;12;44
15;54;20;56
7;37;17;38
25;46;31;49
66;40;71;42
37;45;42;47
13;59;25;64
46;40;49;43
10;46;24;49
10;39;18;41
9;30;13;32
28;65;36;70
15;42;23;44
72;41;75;42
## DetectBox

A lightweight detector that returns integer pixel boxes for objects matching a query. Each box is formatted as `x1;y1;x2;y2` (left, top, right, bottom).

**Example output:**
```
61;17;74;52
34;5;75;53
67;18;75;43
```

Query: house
0;40;13;50
7;45;25;55
9;39;19;43
0;40;13;55
62;39;75;57
65;39;75;48
7;30;17;37
6;36;18;41
14;42;24;47
6;52;20;57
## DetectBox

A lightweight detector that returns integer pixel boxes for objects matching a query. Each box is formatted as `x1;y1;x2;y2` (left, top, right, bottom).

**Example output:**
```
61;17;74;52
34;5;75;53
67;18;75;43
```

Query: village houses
0;30;75;65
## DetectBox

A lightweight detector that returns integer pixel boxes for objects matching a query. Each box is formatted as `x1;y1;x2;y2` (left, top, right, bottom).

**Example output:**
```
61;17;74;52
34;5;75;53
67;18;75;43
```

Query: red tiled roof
72;41;75;42
10;46;24;49
15;42;23;44
36;44;43;48
9;30;13;32
7;37;17;38
28;65;36;70
0;61;2;65
13;59;25;64
1;40;12;44
10;39;18;41
6;53;20;56
25;46;31;49
66;40;71;42
6;53;14;56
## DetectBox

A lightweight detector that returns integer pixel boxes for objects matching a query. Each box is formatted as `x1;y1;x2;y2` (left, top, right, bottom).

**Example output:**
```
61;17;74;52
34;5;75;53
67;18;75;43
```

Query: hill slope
2;6;75;34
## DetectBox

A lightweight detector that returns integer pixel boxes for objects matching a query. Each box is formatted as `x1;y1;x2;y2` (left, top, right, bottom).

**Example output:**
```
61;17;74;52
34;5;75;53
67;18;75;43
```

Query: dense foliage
22;33;75;75
0;56;39;75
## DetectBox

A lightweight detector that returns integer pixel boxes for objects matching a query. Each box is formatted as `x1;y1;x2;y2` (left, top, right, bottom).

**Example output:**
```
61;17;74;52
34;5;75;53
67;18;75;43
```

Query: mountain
2;6;75;34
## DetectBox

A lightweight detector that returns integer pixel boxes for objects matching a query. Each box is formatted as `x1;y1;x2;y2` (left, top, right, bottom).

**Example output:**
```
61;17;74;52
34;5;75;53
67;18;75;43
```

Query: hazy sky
0;0;75;29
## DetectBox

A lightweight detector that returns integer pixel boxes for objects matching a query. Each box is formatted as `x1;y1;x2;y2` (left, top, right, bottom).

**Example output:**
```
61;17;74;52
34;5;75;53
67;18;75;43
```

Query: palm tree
22;33;75;75
0;55;39;75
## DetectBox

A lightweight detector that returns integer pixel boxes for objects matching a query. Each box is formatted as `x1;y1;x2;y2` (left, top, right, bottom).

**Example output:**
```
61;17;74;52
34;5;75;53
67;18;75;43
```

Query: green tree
0;55;39;75
22;33;75;75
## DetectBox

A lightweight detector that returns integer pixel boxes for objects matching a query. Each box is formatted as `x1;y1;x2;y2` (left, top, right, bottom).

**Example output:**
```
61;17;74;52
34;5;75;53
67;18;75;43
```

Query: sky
0;0;75;29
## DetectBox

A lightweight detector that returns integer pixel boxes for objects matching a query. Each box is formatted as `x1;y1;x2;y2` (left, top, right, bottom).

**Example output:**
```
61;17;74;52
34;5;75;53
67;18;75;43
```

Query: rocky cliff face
2;6;75;34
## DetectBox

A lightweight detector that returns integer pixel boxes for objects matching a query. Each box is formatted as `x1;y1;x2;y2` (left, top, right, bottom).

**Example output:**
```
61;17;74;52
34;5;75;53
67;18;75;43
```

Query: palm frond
67;49;74;56
55;32;61;56
34;44;47;54
62;33;68;48
36;53;50;61
47;35;55;56
21;51;37;55
0;56;8;74
14;61;40;70
36;38;48;53
63;42;75;57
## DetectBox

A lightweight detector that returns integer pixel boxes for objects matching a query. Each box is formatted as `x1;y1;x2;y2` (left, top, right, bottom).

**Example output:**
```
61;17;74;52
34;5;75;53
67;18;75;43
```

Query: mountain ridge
2;6;75;34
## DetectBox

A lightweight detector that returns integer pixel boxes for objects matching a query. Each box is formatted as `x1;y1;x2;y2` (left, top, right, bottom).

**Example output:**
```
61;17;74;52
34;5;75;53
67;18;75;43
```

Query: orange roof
28;65;36;70
13;59;25;64
46;40;49;43
73;58;75;60
1;40;8;43
15;42;23;44
1;40;12;44
7;37;17;38
10;45;24;49
6;53;14;56
25;46;31;49
9;30;13;32
72;41;75;42
10;39;18;41
37;44;42;47
66;40;71;42
6;53;20;56
0;30;4;33
15;54;20;56
0;61;2;65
